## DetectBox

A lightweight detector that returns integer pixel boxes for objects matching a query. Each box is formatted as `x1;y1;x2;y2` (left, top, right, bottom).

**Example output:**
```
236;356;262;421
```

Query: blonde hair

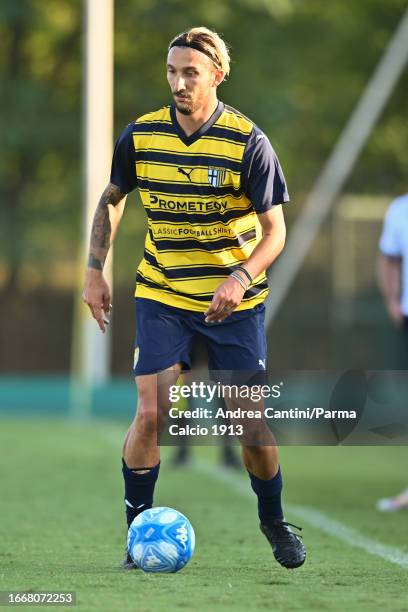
169;27;231;76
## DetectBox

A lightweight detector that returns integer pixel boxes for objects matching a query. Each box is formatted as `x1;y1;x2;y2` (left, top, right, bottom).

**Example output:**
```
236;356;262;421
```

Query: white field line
96;424;408;568
194;460;408;569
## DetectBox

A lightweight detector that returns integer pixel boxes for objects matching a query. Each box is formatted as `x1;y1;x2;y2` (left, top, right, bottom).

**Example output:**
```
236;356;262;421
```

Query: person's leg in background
171;337;240;468
377;316;408;511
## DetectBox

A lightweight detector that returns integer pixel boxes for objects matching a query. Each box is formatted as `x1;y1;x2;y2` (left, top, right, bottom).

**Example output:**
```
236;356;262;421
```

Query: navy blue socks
122;460;282;527
122;459;160;527
248;466;283;523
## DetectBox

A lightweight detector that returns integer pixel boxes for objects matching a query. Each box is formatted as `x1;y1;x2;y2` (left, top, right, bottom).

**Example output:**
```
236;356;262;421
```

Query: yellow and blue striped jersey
110;101;289;312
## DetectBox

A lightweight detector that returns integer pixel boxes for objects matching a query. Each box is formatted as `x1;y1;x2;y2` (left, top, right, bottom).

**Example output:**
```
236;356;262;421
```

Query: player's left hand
204;277;246;323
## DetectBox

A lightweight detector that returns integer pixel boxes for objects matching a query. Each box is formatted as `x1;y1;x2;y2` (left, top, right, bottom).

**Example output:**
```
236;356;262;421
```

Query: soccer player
377;192;408;511
377;193;408;343
82;27;306;569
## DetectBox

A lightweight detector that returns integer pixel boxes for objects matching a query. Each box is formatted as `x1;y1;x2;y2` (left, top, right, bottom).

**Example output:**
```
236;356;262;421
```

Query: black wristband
235;265;252;284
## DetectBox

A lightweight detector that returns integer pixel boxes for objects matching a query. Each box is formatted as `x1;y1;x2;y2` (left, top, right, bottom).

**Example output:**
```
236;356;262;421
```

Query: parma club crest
208;167;226;188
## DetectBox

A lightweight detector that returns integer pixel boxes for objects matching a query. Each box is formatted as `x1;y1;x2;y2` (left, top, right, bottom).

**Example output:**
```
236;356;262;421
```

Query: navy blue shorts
133;298;267;376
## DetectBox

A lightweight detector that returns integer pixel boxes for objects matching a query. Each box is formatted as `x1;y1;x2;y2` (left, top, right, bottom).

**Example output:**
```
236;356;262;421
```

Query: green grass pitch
1;417;407;611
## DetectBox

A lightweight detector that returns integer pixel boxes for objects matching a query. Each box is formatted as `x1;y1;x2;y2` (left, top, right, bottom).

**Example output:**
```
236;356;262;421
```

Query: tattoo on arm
88;254;103;271
87;183;125;271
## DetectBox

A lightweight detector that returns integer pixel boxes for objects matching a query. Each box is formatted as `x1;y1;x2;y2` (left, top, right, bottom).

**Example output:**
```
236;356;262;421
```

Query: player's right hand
82;270;112;333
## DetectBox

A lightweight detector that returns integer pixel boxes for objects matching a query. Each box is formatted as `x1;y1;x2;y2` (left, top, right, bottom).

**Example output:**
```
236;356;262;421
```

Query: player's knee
135;402;168;436
133;406;158;438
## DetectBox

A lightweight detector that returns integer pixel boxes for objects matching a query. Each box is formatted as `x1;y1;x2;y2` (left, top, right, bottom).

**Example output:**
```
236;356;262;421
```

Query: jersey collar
170;100;224;146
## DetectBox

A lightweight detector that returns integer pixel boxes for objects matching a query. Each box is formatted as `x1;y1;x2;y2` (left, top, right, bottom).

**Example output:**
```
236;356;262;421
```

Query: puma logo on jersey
178;167;194;182
258;359;266;369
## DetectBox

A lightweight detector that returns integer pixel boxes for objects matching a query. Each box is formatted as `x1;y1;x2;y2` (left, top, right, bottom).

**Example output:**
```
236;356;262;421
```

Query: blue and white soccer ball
127;507;195;573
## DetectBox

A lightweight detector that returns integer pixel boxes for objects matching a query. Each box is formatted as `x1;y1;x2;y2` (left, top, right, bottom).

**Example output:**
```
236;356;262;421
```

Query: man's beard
176;103;193;115
174;97;197;115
